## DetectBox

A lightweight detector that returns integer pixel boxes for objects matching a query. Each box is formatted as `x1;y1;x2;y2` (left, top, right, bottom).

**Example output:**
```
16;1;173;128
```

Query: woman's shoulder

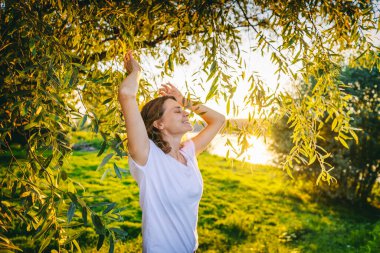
181;139;195;157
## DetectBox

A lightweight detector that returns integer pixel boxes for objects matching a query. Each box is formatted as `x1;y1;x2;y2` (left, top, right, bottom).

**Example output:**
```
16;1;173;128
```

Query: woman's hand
119;50;142;99
158;83;187;106
124;50;141;74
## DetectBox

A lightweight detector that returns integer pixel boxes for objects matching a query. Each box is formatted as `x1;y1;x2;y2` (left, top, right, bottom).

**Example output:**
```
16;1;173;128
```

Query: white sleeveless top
128;139;203;253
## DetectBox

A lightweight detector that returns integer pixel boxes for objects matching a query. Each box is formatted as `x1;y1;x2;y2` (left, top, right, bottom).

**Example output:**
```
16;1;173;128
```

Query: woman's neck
162;134;182;152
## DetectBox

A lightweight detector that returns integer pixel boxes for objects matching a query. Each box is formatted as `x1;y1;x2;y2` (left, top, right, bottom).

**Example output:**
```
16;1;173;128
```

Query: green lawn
61;150;380;253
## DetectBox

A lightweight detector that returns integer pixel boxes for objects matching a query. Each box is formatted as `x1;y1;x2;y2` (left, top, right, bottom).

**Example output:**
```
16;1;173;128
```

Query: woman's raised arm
159;83;225;155
118;51;150;165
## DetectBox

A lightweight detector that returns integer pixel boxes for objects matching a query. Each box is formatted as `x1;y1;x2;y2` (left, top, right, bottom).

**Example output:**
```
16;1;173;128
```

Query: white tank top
128;139;203;253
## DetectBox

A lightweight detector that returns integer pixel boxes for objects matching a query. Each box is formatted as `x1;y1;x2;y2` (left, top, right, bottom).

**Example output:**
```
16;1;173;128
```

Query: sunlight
243;136;274;165
193;133;274;165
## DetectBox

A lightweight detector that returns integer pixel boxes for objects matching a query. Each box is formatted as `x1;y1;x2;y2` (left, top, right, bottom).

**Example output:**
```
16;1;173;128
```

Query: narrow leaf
97;153;114;171
110;227;128;236
338;137;349;149
82;207;87;226
38;232;54;253
102;98;113;105
67;202;76;223
331;118;338;131
96;234;105;251
113;163;122;179
103;203;116;215
91;213;105;234
80;114;88;129
349;129;359;144
97;141;107;157
109;236;114;253
73;239;82;253
101;169;110;181
308;154;317;165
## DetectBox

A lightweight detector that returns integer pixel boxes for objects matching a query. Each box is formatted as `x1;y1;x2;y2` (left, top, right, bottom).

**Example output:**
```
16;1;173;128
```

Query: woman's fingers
160;84;170;91
166;83;180;93
167;83;177;89
123;50;142;72
123;52;131;71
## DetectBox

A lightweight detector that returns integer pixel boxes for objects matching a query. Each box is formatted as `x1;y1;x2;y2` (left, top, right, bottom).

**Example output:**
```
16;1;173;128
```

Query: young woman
118;51;225;253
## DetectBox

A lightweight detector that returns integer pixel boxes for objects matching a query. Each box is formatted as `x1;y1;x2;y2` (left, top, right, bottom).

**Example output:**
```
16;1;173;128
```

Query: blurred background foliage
271;64;379;205
1;0;379;251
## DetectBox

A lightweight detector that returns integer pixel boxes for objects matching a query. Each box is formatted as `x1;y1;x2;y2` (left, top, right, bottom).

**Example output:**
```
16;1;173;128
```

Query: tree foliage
1;0;379;251
271;65;379;204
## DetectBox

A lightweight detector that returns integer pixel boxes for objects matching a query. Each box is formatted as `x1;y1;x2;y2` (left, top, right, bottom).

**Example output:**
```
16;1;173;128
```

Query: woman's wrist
118;90;136;100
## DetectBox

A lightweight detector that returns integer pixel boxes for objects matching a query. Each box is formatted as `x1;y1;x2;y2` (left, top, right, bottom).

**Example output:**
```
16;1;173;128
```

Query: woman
118;51;225;253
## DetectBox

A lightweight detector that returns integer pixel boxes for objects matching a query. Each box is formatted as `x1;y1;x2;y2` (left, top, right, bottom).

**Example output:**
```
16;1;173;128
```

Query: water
187;133;274;165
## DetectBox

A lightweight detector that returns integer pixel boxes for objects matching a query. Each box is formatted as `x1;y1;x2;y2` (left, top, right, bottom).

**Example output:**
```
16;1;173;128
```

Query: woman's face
154;99;193;136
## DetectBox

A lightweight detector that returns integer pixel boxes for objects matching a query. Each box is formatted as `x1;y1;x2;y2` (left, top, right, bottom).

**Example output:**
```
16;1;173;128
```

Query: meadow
2;132;380;252
60;132;380;252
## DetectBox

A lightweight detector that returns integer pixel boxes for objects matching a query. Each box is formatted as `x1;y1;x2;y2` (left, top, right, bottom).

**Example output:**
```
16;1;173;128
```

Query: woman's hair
140;96;176;153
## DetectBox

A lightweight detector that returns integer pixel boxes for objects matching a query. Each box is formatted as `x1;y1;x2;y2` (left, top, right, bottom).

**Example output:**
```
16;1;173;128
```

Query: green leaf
57;0;62;10
72;63;87;71
96;234;105;251
113;163;122;179
349;129;359;144
102;98;113;105
331;117;338;131
24;122;38;130
112;206;128;214
67;202;76;223
69;68;78;87
206;61;218;82
73;239;82;253
101;169;110;181
89;202;113;208
109;236;114;253
93;119;99;133
308;154;317;165
38;232;54;253
43;155;53;168
168;54;174;71
80;114;88;129
103;202;116;215
338;137;349;149
97;153;114;171
68;181;76;193
110;227;128;237
82;207;88;226
20;191;31;198
61;170;68;181
205;83;218;101
34;219;54;240
97;141;107;157
91;213;105;234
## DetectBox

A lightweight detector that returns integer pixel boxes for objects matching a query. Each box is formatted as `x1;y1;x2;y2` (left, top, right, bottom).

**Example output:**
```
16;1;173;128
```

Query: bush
270;66;380;205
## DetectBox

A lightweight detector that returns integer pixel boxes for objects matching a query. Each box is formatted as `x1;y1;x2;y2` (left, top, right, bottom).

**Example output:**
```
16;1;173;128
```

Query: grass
2;131;379;252
61;149;380;253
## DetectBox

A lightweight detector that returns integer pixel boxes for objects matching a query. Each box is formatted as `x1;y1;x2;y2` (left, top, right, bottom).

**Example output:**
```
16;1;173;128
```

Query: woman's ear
153;120;163;130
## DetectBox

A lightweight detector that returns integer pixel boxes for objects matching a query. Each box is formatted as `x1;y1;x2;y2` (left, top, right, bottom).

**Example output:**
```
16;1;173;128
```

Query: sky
120;19;380;119
138;38;292;119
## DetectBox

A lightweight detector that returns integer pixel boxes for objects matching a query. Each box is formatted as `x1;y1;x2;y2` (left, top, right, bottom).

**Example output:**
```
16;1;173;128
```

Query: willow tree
1;0;379;251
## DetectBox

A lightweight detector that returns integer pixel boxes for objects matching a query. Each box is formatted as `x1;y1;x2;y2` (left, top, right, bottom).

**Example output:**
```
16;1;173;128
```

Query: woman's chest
149;157;203;204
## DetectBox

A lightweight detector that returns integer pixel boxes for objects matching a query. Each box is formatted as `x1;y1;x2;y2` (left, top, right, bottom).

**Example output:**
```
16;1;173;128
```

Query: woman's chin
184;124;193;132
